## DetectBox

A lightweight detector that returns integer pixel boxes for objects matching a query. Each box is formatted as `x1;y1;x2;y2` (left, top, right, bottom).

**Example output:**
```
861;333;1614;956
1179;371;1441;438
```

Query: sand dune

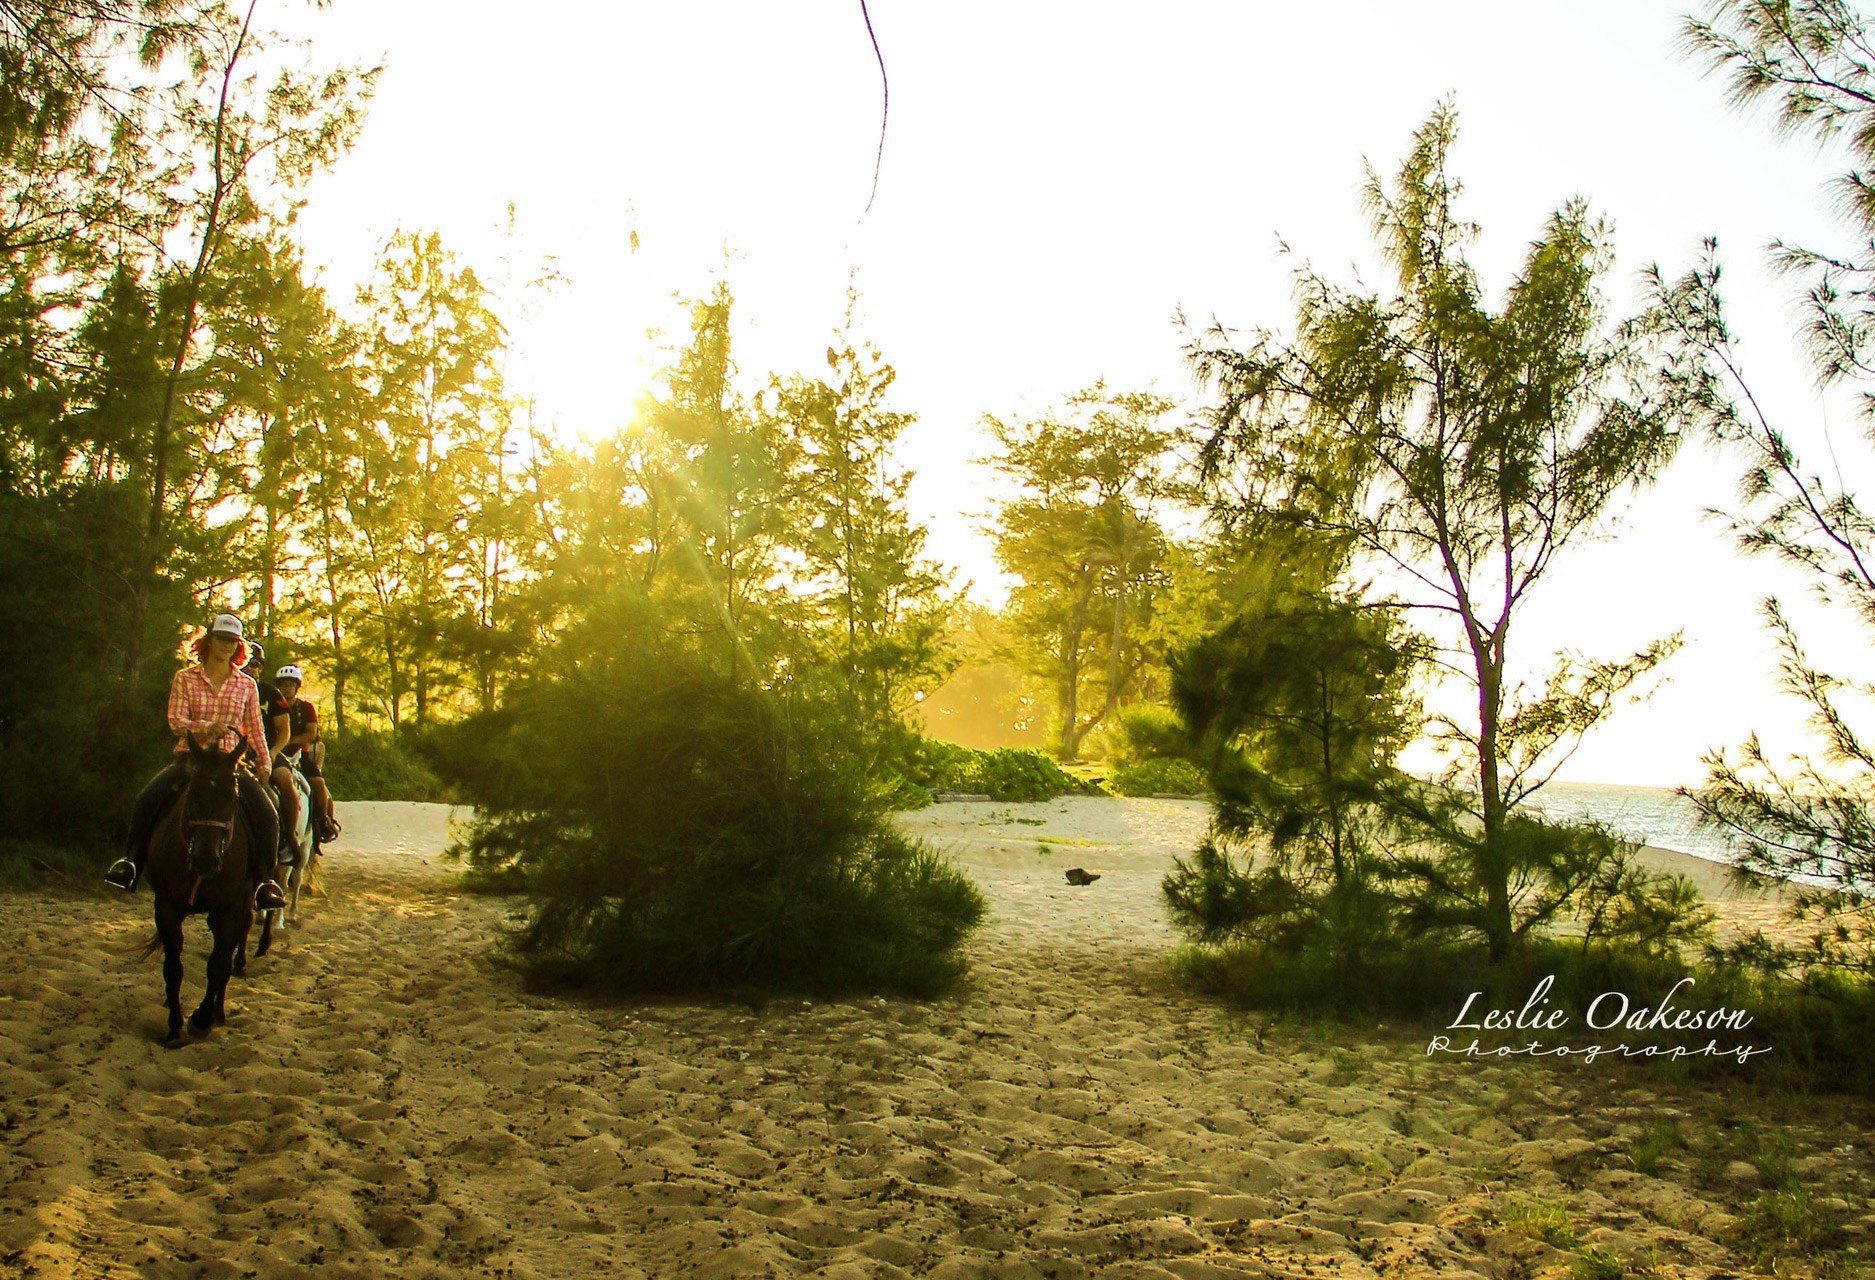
0;798;1867;1279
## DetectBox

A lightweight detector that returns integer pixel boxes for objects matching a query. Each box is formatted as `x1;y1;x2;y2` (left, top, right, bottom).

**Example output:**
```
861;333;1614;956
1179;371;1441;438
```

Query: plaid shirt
167;665;272;776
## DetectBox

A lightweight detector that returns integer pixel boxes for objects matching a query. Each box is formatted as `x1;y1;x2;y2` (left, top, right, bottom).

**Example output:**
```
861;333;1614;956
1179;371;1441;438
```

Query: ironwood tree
1668;0;1875;969
1188;107;1706;959
984;384;1186;761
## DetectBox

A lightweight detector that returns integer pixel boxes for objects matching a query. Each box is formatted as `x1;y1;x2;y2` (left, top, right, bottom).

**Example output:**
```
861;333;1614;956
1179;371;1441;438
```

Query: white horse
268;757;317;931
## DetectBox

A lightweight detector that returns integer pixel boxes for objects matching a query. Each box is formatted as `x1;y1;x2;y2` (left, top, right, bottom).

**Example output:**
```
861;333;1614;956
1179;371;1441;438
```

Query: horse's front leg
156;902;186;1048
191;907;243;1034
234;900;252;976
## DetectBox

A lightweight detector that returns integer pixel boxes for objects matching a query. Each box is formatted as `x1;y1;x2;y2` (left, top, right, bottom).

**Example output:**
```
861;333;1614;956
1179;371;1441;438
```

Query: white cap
275;664;303;683
208;614;244;638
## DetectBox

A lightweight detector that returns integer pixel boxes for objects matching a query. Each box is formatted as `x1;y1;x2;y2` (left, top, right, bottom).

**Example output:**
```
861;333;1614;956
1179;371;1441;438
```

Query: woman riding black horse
145;730;265;1044
106;613;286;912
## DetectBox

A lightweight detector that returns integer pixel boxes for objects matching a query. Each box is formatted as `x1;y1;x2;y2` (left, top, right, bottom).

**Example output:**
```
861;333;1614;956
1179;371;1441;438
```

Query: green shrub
1109;756;1208;796
1109;703;1199;768
0;838;111;891
894;737;1096;803
0;484;195;854
431;650;986;997
968;747;1085;800
324;728;452;802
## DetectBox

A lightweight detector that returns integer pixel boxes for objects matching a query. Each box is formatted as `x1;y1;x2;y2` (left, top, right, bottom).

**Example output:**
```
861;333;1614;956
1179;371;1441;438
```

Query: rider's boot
105;778;172;892
254;878;287;911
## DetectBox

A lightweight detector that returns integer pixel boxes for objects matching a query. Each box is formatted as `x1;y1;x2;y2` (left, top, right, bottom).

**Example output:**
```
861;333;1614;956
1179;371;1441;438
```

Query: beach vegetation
895;737;1098;802
1186;105;1710;962
771;295;954;733
1625;1118;1687;1177
0;2;376;854
1502;1194;1580;1248
1107;757;1208;797
981;384;1190;761
1740;1186;1842;1263
1666;0;1875;977
322;728;452;803
1105;703;1203;769
438;628;984;996
1163;572;1421;969
905;603;1056;756
0;839;112;892
1574;1245;1626;1280
1327;1045;1369;1081
422;290;987;996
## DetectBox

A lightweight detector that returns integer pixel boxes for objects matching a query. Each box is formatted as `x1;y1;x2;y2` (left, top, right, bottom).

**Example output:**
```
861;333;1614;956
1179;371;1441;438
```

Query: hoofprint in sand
0;799;1866;1280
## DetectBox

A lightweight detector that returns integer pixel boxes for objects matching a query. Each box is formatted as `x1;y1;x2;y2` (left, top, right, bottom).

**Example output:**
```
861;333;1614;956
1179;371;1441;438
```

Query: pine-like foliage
437;600;985;997
1187;107;1706;959
1669;0;1875;972
1163;584;1416;967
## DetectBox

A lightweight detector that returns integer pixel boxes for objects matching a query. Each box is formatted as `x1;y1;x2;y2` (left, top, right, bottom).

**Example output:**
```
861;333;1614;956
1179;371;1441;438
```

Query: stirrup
254;880;287;911
104;859;138;892
317;815;340;843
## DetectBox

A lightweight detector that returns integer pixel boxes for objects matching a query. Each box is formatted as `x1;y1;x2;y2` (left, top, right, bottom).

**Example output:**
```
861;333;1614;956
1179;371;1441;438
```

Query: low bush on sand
431;648;985;998
1108;757;1208;797
894;738;1100;803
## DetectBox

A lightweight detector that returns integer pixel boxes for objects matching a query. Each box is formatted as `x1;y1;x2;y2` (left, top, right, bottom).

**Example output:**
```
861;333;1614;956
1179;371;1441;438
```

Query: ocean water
1523;780;1731;867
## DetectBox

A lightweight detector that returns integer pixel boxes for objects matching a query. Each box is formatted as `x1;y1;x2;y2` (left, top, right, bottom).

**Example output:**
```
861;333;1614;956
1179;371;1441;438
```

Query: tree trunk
1055;585;1090;760
1476;650;1511;959
259;493;277;640
123;0;260;698
328;610;347;734
316;468;348;734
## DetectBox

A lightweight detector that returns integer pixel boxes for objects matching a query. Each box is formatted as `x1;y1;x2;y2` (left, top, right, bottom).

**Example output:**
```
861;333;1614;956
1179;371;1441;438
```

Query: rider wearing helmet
274;664;338;842
243;641;299;854
106;614;287;911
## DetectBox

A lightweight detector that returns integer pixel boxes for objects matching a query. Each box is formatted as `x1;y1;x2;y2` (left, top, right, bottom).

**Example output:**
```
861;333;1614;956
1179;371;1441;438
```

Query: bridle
174;729;250;908
174;785;237;909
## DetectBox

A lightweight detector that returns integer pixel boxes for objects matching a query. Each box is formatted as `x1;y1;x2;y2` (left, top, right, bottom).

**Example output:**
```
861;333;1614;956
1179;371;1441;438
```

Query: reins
173;790;237;910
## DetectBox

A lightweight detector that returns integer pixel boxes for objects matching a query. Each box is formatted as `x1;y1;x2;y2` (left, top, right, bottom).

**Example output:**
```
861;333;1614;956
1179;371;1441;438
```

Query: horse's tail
137;932;163;961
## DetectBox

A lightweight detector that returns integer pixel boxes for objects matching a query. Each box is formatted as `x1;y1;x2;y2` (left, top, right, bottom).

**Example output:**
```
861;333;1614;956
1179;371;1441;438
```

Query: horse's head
181;731;248;877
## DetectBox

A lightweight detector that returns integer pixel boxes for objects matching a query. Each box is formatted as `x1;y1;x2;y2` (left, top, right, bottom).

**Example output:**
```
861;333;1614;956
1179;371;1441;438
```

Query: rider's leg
271;764;299;856
106;761;187;890
309;778;336;839
237;775;286;911
302;750;336;839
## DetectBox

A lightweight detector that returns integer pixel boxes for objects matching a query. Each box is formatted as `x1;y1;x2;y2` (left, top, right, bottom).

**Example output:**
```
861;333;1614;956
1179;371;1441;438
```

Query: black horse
142;732;264;1047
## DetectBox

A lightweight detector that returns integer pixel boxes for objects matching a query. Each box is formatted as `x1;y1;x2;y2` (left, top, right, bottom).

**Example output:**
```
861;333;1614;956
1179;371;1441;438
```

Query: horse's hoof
164;1034;184;1050
188;1014;214;1036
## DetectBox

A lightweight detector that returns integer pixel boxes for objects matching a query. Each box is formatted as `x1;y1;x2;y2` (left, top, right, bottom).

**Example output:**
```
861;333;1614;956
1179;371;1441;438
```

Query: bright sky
287;0;1870;789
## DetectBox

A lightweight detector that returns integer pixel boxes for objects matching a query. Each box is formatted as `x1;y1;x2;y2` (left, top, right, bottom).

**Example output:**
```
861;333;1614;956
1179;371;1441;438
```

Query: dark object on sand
1064;867;1101;886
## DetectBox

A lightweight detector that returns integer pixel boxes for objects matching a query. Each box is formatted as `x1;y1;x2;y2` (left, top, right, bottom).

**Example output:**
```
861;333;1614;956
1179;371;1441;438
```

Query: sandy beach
0;797;1868;1280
